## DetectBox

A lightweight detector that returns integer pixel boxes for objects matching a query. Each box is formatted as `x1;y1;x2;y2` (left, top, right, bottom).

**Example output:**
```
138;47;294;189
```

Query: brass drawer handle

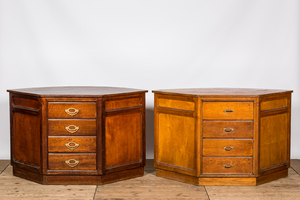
65;142;80;150
65;108;79;116
223;128;234;132
65;125;80;133
223;164;234;168
65;159;79;167
223;146;234;151
223;109;234;113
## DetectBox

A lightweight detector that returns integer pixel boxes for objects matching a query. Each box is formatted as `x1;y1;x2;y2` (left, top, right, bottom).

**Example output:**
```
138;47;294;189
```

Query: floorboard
0;159;299;199
0;160;10;174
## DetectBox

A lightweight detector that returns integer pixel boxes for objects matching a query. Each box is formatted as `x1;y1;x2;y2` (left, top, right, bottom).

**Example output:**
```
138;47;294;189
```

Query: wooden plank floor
0;160;299;199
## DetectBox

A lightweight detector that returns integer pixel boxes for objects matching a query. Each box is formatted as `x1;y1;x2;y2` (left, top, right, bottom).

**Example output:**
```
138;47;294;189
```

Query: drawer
203;102;253;120
203;121;253;138
202;157;252;174
203;139;253;157
48;136;96;153
105;97;141;110
48;153;96;170
48;119;96;136
48;102;96;119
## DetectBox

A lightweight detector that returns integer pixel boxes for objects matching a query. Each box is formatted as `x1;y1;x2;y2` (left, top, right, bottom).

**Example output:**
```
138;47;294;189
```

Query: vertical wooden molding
101;97;107;174
9;93;14;166
154;94;159;168
253;97;260;176
287;93;292;168
96;97;103;175
196;97;202;177
141;93;146;166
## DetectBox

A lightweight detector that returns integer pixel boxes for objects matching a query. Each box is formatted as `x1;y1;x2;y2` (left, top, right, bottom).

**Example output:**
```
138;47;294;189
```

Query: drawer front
203;157;253;174
48;102;96;119
48;137;96;153
203;102;253;120
48;154;96;170
203;121;253;138
203;139;253;157
48;120;96;136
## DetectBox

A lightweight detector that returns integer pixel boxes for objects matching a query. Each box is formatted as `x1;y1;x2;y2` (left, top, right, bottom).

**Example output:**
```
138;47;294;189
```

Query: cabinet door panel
260;113;289;170
156;113;196;175
12;112;41;172
105;112;142;170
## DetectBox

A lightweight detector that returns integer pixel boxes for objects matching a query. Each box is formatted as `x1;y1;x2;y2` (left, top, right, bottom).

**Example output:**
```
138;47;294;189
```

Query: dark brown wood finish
153;88;292;186
102;94;145;174
8;86;147;185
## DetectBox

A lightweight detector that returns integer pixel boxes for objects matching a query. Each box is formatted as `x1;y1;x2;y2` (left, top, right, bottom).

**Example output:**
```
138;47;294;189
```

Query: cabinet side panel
260;113;288;170
105;112;142;168
13;112;40;168
157;113;196;173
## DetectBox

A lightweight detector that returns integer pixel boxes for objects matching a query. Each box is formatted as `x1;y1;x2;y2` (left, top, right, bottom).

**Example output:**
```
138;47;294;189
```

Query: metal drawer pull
65;142;80;150
223;128;234;132
223;146;234;151
65;159;79;167
65;108;79;116
65;125;80;133
223;164;234;168
223;109;234;113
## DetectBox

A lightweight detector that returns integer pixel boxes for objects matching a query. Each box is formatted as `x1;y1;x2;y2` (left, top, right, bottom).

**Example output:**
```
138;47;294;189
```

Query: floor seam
93;185;98;200
291;166;300;176
0;163;10;175
204;186;211;200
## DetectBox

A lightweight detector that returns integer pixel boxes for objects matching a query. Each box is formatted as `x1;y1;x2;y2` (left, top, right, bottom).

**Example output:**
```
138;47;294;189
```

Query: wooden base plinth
13;166;144;185
156;168;288;186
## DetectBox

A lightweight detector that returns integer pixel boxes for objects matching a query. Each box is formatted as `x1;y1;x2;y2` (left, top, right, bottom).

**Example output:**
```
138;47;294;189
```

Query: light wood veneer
153;88;292;185
8;86;147;185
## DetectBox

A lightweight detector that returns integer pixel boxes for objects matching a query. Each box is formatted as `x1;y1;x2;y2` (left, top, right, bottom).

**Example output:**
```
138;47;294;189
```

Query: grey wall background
0;0;299;159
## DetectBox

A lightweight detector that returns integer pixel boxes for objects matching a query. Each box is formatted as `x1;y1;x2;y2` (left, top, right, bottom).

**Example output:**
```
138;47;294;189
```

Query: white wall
0;0;299;159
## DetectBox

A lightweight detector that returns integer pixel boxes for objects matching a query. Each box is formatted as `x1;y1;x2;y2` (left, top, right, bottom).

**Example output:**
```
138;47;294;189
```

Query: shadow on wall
146;108;154;159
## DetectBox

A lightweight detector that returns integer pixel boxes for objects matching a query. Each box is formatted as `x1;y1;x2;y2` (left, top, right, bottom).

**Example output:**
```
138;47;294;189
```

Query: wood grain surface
203;121;253;138
203;102;253;120
152;88;293;97
48;119;96;136
48;102;97;119
203;139;253;157
1;159;300;199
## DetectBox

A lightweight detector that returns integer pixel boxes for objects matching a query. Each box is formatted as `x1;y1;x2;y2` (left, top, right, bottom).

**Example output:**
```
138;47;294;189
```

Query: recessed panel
158;98;195;111
105;113;142;168
260;113;288;170
13;112;40;167
105;97;141;110
157;113;195;171
12;95;39;110
261;98;288;111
